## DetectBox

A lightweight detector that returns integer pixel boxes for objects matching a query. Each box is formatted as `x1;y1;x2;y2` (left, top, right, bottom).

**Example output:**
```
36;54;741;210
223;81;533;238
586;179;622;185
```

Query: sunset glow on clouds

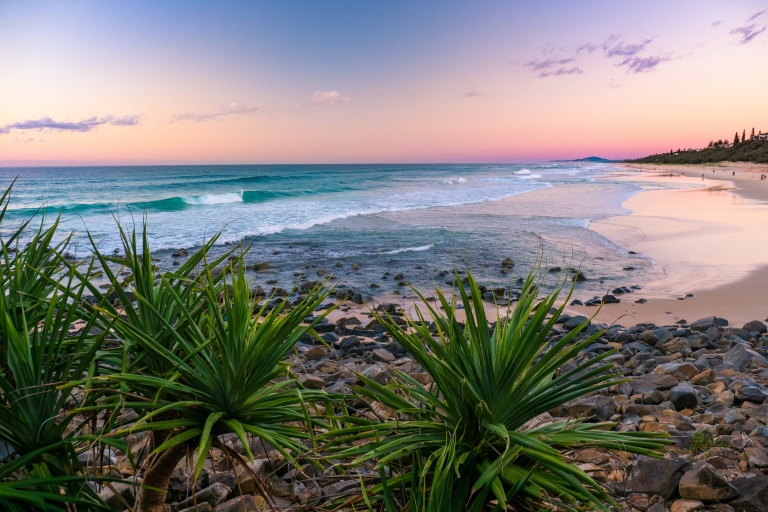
0;0;766;165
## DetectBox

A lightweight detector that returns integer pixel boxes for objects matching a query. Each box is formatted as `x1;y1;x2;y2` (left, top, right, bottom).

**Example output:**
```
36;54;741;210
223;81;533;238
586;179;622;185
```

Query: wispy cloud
312;90;351;105
462;85;488;98
524;57;582;77
712;21;721;27
171;103;259;123
526;35;671;77
0;114;142;135
747;11;765;22
730;23;766;44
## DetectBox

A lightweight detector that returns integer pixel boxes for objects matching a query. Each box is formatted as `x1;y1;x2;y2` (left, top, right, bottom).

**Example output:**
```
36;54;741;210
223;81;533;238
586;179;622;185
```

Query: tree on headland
753;128;756;140
734;132;740;145
743;130;746;143
708;140;714;148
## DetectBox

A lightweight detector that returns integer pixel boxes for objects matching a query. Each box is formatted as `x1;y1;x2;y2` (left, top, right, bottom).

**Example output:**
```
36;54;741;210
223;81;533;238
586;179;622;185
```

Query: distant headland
550;156;622;163
628;128;768;164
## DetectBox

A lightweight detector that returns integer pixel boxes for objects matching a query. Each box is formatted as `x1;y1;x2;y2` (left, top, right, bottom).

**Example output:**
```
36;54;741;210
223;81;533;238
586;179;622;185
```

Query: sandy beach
568;162;768;327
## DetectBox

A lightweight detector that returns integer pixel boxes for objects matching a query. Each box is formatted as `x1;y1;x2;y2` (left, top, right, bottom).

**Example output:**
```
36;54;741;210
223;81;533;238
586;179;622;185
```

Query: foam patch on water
381;244;434;254
182;191;244;205
514;169;531;175
517;173;542;180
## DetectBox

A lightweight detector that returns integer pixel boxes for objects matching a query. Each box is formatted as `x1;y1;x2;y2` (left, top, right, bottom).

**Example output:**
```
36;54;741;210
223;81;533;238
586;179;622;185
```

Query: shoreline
569;162;768;326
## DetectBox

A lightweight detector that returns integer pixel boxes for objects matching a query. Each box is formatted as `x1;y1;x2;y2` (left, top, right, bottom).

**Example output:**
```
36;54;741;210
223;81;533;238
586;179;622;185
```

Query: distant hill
627;139;768;164
550;156;621;163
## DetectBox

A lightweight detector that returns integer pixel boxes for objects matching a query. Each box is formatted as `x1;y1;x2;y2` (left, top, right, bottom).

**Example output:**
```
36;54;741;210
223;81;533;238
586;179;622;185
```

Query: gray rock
631;374;679;395
213;495;263;512
691;317;718;332
176;483;231;509
670;383;698;410
728;475;768;512
625;456;689;499
736;384;768;403
98;481;139;511
744;320;768;334
563;315;590;331
679;462;738;501
724;343;768;371
565;395;616;421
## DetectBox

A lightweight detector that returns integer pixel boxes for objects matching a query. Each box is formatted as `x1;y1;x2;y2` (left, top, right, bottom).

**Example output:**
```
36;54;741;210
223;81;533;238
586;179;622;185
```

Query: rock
679;462;738;501
351;292;371;304
250;285;266;297
172;248;188;257
671;500;705;512
179;504;212;512
304;346;328;360
744;447;768;468
176;483;231;509
570;299;583;306
670;383;698;410
690;368;715;385
654;362;699;380
317;267;329;276
299;375;325;389
625;455;689;499
248;261;270;271
565;395;616;421
724;343;768;371
691;317;718;332
572;271;587;282
602;294;620;304
501;257;515;267
563;315;589;331
98;481;139;511
213;495;265;512
744;320;768;334
736;384;768;403
631;374;679;395
371;348;395;363
728;475;768;511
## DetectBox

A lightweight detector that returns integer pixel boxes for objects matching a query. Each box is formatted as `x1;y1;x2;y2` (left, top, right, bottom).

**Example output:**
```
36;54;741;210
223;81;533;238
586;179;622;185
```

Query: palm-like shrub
326;272;670;511
100;256;332;512
0;185;113;510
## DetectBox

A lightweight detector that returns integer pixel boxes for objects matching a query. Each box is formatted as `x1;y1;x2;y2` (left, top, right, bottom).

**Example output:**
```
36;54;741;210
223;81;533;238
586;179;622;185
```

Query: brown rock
679;462;738;501
671;499;705;512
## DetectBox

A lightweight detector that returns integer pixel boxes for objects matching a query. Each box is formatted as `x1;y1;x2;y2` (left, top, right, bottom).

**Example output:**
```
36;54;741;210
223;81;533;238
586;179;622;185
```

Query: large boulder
631;374;679;395
690;317;718;332
176;483;231;509
625;456;689;499
670;383;698;410
744;320;768;334
679;462;738;501
728;475;768;511
98;481;140;511
213;495;266;512
565;395;616;421
724;344;768;371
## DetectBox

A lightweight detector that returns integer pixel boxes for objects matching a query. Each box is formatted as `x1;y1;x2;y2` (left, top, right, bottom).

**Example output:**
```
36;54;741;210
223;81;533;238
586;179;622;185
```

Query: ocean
0;163;679;300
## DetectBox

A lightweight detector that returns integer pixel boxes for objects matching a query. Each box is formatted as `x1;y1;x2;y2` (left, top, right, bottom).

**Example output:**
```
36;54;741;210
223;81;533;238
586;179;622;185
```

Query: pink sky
1;1;767;165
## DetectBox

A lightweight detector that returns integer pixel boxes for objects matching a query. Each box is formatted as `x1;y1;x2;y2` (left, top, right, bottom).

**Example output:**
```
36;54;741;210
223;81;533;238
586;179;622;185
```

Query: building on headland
752;131;768;141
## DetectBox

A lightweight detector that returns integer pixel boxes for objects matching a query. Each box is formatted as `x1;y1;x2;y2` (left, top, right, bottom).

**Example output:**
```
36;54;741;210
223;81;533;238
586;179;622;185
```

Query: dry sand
567;162;768;327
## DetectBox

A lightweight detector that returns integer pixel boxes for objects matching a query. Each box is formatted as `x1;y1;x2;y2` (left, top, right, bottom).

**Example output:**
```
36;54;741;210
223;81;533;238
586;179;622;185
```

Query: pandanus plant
87;226;333;512
324;271;670;512
0;184;115;510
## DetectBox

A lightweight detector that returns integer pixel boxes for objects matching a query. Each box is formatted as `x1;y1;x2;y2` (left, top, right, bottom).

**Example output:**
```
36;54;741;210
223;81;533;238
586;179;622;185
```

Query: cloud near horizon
171;103;260;123
0;115;142;135
312;90;351;105
747;11;765;22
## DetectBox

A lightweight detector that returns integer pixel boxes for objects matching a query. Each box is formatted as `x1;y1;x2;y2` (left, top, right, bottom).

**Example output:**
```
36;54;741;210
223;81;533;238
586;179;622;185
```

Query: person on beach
701;173;704;180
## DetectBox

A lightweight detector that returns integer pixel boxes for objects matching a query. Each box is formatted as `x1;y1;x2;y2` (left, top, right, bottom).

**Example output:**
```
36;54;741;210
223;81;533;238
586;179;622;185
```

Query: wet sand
570;162;768;327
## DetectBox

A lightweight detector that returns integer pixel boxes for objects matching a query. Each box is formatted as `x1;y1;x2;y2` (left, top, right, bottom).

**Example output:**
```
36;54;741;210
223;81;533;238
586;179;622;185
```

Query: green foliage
628;139;768;164
323;272;670;512
689;429;729;454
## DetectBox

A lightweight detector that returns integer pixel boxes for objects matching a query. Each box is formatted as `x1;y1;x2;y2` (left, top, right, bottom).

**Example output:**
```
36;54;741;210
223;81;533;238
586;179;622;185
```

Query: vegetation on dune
0;182;671;511
627;138;768;164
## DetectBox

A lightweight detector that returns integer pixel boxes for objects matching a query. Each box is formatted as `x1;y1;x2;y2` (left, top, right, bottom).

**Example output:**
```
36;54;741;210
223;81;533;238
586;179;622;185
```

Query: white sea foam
517;173;542;180
514;169;531;175
182;191;244;205
382;244;434;254
443;177;468;184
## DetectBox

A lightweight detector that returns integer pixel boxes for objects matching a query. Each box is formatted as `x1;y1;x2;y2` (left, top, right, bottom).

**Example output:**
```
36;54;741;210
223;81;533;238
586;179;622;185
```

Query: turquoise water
0;163;666;298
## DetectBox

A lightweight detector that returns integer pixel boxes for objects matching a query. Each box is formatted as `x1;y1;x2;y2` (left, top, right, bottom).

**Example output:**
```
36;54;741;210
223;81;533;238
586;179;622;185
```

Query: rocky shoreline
86;292;768;512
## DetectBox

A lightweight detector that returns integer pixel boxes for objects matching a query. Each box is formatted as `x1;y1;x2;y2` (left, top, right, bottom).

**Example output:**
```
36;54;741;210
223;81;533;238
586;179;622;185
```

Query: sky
1;0;767;165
